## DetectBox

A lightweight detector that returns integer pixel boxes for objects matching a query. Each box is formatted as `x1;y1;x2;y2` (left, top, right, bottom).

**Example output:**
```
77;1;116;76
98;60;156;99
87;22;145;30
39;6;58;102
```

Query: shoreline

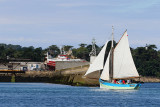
0;70;159;86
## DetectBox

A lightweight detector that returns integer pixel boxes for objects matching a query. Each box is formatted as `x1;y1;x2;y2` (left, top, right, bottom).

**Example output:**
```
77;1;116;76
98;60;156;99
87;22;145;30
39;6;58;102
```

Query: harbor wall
0;64;160;86
0;71;99;86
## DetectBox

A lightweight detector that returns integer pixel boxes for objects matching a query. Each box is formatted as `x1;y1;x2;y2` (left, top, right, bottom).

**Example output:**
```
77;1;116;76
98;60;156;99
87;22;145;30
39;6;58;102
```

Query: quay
0;62;159;85
0;65;99;86
0;69;26;82
0;70;25;73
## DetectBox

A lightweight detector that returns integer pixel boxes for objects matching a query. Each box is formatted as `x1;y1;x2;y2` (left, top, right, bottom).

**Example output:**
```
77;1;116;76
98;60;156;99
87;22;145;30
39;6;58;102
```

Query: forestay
84;41;108;76
113;31;139;79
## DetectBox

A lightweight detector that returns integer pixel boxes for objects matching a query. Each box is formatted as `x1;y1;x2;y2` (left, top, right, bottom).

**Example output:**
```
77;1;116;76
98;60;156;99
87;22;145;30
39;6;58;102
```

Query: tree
148;44;157;50
46;45;60;57
79;43;87;48
132;44;160;77
33;47;44;62
64;45;73;52
0;45;6;60
86;44;100;56
76;47;89;60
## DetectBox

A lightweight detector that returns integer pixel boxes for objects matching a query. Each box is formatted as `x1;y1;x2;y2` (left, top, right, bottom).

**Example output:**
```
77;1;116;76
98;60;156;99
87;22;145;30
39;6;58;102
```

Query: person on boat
127;80;130;84
114;79;117;84
116;80;119;84
122;80;125;84
119;80;122;84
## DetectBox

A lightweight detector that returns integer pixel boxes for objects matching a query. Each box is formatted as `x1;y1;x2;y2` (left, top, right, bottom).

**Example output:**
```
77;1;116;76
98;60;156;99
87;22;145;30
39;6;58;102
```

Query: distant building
0;62;45;71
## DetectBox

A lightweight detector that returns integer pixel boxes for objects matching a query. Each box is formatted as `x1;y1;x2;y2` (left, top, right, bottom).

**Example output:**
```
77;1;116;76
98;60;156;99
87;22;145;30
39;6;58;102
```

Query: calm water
0;83;159;107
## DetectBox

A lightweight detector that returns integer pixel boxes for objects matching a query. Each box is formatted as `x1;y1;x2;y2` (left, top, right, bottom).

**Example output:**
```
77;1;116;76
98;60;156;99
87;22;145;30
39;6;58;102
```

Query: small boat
84;27;141;89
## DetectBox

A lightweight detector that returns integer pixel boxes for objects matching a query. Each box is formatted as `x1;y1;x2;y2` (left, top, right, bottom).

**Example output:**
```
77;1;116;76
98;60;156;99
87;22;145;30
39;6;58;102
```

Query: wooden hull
99;79;141;90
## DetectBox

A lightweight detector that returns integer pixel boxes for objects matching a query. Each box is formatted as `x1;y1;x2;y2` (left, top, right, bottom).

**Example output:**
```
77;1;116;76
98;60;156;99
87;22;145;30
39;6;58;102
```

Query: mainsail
84;41;108;76
100;51;111;80
113;31;139;79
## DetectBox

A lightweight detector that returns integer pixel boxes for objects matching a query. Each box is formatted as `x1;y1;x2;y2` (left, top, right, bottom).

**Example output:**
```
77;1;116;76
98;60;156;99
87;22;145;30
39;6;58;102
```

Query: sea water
0;83;159;107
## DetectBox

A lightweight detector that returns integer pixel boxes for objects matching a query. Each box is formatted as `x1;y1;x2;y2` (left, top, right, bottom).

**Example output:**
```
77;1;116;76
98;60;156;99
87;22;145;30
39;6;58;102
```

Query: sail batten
84;41;108;76
113;31;139;79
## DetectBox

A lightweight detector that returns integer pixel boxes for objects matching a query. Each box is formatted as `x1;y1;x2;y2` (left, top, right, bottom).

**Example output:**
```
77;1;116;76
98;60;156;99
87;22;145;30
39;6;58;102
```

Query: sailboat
84;27;141;89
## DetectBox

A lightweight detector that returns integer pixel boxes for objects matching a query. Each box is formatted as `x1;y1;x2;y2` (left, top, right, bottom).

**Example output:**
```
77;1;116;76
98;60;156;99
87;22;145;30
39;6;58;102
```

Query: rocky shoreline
137;76;160;83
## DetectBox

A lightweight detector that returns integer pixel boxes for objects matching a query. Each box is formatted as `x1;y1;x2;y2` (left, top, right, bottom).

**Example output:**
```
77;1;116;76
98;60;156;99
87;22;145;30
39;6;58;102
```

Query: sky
0;0;160;49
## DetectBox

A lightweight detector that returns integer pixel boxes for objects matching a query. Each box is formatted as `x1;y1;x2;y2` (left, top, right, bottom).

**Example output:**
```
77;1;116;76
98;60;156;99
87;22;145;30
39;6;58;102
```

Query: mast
111;26;114;48
109;26;114;82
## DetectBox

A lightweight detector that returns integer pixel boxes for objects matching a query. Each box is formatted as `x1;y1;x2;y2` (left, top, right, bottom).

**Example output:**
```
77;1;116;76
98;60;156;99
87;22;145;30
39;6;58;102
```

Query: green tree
79;43;87;48
46;45;60;57
33;47;44;62
64;45;73;52
86;44;100;56
0;45;6;60
132;44;160;77
72;43;89;60
76;47;89;60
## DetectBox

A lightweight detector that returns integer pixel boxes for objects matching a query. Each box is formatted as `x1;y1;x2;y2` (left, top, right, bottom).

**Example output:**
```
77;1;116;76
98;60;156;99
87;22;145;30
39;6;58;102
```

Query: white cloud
129;38;160;49
56;2;111;7
0;0;7;2
0;18;35;25
0;0;160;49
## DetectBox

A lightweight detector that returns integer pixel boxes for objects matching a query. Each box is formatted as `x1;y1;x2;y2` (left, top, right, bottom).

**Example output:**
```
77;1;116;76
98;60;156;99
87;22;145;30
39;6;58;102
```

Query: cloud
130;0;159;9
0;0;160;49
55;0;160;9
0;0;7;2
0;15;87;25
56;2;111;7
129;38;160;49
114;0;160;13
0;18;34;25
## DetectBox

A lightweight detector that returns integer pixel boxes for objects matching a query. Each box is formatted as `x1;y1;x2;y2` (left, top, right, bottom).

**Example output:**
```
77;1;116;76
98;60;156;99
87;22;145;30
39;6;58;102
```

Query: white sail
84;41;108;76
100;51;110;81
113;31;139;79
